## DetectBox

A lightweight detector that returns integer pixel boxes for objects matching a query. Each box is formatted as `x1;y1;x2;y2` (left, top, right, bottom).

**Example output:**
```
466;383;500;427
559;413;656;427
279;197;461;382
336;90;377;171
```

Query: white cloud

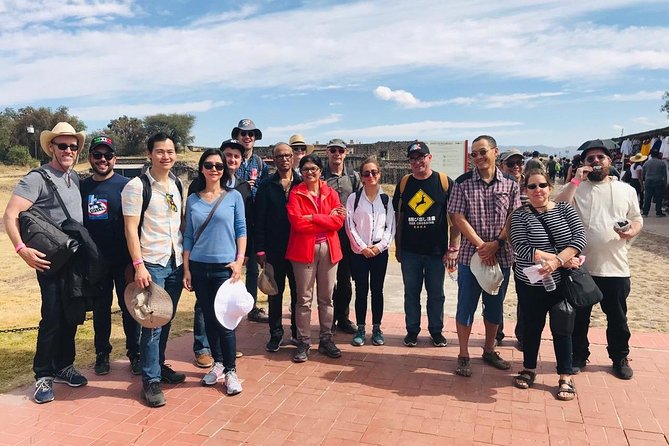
189;5;259;26
265;114;343;135
70;100;231;121
374;86;449;109
330;119;523;139
607;90;665;101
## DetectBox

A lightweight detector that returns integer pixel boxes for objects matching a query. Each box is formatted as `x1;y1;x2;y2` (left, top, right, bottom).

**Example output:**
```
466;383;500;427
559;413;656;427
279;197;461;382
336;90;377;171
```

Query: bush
3;145;34;166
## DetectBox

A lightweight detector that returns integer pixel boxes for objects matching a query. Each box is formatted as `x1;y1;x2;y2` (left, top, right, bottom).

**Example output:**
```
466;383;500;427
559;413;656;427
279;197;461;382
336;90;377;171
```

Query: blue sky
2;0;669;150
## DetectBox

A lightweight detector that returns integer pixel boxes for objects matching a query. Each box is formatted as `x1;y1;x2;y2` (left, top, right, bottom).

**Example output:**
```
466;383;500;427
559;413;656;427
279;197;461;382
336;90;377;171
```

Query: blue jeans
142;258;183;383
189;261;237;371
400;251;445;335
455;264;510;326
193;301;211;356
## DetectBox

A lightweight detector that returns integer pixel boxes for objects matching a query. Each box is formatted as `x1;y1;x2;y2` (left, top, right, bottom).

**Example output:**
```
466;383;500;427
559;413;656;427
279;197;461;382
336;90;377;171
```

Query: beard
587;165;609;182
92;163;112;176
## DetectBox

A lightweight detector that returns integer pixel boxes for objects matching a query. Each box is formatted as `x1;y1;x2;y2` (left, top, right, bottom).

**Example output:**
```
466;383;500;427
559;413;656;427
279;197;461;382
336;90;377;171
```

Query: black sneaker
265;336;281;352
612;358;633;380
142;381;166;407
34;377;55;404
130;355;142;376
160;364;185;384
248;307;269;323
431;333;448;347
657;213;667;218
318;338;342;358
336;320;357;335
293;343;310;363
403;332;418;347
54;365;88;387
94;353;110;375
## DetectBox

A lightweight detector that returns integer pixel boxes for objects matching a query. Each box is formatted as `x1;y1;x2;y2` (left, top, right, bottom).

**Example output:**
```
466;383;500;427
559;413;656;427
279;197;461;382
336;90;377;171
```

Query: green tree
144;113;196;151
661;91;669;118
3;145;33;166
106;116;147;155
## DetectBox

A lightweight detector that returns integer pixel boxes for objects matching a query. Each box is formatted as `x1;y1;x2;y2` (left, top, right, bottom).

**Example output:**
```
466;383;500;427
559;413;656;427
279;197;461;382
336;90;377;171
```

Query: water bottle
535;254;556;291
447;267;458;282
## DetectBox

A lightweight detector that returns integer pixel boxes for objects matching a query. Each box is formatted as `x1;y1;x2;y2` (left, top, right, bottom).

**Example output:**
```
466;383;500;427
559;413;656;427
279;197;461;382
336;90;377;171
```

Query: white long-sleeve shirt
345;189;395;255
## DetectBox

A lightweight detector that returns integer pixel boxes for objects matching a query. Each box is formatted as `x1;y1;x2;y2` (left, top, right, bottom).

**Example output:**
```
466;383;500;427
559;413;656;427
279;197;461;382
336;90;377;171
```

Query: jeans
332;230;353;324
350;251;388;326
141;257;183;383
246;237;259;304
267;257;298;339
572;276;631;362
192;301;211;356
455;264;510;327
400;251;445;335
33;273;78;379
93;265;140;358
189;261;237;371
643;179;666;215
516;281;573;375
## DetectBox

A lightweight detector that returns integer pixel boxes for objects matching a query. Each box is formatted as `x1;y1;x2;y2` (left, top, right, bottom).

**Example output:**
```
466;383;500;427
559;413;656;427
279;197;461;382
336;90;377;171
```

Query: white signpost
426;140;469;180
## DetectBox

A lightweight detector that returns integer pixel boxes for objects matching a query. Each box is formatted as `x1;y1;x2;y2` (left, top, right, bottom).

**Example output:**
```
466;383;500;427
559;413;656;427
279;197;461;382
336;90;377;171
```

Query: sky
2;0;669;151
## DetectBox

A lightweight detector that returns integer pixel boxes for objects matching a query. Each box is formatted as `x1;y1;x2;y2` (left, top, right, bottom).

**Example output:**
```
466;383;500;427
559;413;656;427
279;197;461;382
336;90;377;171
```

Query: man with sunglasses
81;136;140;376
323;138;360;334
557;139;643;380
3;122;88;403
448;135;521;377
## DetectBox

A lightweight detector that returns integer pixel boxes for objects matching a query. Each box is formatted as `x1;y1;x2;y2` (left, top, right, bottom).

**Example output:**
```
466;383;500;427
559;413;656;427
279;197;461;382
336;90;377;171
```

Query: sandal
556;379;576;401
513;370;536;389
455;356;472;377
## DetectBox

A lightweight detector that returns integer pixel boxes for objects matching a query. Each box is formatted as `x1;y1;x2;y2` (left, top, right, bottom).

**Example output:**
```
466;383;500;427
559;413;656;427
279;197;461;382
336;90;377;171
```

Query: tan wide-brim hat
123;282;174;329
40;122;86;155
629;153;647;163
289;133;315;155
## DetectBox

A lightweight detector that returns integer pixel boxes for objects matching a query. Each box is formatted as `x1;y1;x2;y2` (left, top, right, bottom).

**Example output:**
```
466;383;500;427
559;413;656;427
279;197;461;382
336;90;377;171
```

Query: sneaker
34;377;54;404
319;338;342;358
403;332;418;347
194;352;214;369
481;350;511;370
54;365;88;387
141;381;166;407
288;337;300;346
336;320;357;334
266;336;281;352
293;342;310;363
612;358;634;380
431;332;448;347
94;353;110;375
224;370;243;395
371;325;385;346
130;354;142;376
657;213;667;218
160;364;186;384
351;325;365;346
248;307;269;323
202;362;225;386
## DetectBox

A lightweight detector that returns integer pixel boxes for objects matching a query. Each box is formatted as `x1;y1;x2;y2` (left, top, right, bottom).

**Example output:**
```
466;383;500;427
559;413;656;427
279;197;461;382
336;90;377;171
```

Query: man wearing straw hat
3;122;88;404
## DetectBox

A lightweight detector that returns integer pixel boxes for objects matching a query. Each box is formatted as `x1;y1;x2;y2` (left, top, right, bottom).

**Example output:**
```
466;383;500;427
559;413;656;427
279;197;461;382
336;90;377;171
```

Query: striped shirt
510;202;587;286
447;168;521;267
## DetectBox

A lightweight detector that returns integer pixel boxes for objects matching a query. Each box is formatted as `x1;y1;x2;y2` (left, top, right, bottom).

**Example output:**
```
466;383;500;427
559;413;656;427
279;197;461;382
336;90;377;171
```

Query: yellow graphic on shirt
407;189;434;216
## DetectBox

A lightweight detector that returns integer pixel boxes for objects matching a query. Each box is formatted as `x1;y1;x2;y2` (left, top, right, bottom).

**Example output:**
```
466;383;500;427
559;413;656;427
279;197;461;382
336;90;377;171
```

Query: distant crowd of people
3;121;652;406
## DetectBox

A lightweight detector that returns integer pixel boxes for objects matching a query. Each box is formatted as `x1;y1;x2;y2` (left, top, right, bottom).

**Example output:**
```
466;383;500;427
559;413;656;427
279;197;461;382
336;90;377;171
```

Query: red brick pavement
1;312;668;445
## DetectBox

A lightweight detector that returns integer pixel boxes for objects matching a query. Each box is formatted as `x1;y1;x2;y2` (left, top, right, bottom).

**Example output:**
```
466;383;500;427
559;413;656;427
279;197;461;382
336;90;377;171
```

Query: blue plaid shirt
237;153;269;198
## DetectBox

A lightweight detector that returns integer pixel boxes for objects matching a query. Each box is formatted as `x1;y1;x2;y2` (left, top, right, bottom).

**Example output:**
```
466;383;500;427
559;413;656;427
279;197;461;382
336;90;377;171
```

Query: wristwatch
496;238;506;248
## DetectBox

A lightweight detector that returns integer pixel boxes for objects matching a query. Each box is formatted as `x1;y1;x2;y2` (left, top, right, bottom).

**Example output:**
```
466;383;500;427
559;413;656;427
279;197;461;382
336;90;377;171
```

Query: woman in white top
628;153;646;206
345;157;396;347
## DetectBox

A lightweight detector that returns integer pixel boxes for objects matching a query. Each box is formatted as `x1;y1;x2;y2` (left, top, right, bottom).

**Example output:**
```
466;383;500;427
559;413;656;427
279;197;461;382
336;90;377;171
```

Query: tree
661;91;669;118
106;116;147;155
144;113;196;151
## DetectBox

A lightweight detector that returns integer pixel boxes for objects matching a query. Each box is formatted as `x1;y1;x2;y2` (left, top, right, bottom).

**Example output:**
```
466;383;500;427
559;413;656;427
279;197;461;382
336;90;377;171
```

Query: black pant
572;276;631;362
34;273;78;379
267;257;298;339
350;251;388;326
643;179;666;215
332;230;353;324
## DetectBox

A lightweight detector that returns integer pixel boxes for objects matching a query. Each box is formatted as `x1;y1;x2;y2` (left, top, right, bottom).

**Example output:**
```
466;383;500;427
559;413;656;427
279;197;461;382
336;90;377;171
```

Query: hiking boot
130;354;142;375
293;343;310;363
202;362;225;386
224;370;243;395
34;377;54;404
336;320;357;334
54;365;88;387
266;336;281;352
482;350;511;370
194;352;214;368
318;338;342;358
431;332;448;347
351;325;365;346
94;353;110;375
160;364;185;384
142;381;166;407
403;332;418;347
612;358;634;380
371;325;385;346
247;307;269;323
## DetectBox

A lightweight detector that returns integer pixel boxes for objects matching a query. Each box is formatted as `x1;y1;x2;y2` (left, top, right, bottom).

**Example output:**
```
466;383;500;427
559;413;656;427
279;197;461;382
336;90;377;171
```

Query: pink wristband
236;254;245;260
15;243;26;253
256;251;266;256
570;178;581;186
132;259;144;267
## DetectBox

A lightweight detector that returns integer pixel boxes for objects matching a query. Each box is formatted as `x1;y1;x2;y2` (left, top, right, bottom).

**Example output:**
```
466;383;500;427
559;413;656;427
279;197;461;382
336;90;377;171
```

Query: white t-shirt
630;164;643;180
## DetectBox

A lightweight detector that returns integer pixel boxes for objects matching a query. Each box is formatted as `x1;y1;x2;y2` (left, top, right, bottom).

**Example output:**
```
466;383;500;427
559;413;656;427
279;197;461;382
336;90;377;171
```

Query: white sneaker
201;362;225;386
224;370;242;395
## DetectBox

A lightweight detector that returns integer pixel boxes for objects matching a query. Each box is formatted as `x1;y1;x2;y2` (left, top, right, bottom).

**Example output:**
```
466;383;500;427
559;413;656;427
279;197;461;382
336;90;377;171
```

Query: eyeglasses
91;152;114;160
239;131;255;138
409;154;426;162
328;147;346;154
301;166;320;173
470;147;495;158
505;160;523;168
165;193;178;212
526;182;549;190
52;142;79;151
203;162;225;171
274;154;293;160
292;146;307;152
362;170;379;177
585;154;607;163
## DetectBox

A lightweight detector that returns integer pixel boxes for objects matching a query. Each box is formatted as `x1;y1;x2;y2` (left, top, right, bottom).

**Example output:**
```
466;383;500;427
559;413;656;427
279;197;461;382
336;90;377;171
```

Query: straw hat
39;122;86;155
258;262;279;296
289;134;315;154
214;278;254;330
629;153;647;163
124;282;174;329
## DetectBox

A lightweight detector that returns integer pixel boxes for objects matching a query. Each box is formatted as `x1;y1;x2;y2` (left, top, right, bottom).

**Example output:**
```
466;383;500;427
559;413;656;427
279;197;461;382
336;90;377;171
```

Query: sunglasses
239;131;255;138
91;152;114;160
585;154;607;163
301;166;319;173
362;170;379;177
526;182;549;190
470;148;493;158
165;193;178;212
292;146;307;152
203;162;225;171
274;154;293;160
328;148;346;154
53;142;79;151
505;160;523;168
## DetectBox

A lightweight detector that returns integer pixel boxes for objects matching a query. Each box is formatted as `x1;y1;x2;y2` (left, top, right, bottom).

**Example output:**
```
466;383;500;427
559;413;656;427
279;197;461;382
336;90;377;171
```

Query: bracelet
448;246;459;252
570;177;581;186
555;256;565;267
15;243;26;253
256;251;266;256
132;259;144;267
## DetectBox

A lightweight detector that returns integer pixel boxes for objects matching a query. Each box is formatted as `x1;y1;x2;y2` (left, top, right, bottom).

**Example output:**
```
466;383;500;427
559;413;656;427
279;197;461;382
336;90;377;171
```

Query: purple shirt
447;168;521;268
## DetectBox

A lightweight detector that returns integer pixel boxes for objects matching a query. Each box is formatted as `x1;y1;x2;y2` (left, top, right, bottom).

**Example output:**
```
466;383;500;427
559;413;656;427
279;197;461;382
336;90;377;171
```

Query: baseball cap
406;141;430;157
326;138;347;149
90;135;115;152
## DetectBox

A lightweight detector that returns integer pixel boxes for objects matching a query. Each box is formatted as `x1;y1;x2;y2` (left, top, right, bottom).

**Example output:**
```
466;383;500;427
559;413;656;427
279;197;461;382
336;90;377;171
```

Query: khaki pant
291;243;337;344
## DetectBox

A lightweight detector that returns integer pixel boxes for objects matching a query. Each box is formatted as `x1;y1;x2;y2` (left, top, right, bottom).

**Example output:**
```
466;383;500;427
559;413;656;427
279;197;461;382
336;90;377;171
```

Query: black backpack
353;189;390;229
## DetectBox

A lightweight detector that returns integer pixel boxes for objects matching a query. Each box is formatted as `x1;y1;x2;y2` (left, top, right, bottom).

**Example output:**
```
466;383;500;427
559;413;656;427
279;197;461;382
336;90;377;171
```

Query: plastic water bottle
447;267;458;282
535;254;556;291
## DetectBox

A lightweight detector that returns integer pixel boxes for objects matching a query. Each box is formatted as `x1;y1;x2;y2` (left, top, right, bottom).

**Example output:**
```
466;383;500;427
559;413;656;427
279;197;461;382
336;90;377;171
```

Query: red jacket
285;180;344;264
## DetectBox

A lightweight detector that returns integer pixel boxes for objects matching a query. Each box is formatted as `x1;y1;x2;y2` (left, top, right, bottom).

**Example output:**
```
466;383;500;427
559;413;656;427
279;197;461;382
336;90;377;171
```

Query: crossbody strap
192;190;228;245
528;204;557;248
32;168;73;221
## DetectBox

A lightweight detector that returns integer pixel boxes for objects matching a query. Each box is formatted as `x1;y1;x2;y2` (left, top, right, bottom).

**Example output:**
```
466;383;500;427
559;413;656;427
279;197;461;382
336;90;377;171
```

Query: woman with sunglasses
345;157;395;346
182;148;247;395
286;154;346;363
509;169;586;401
